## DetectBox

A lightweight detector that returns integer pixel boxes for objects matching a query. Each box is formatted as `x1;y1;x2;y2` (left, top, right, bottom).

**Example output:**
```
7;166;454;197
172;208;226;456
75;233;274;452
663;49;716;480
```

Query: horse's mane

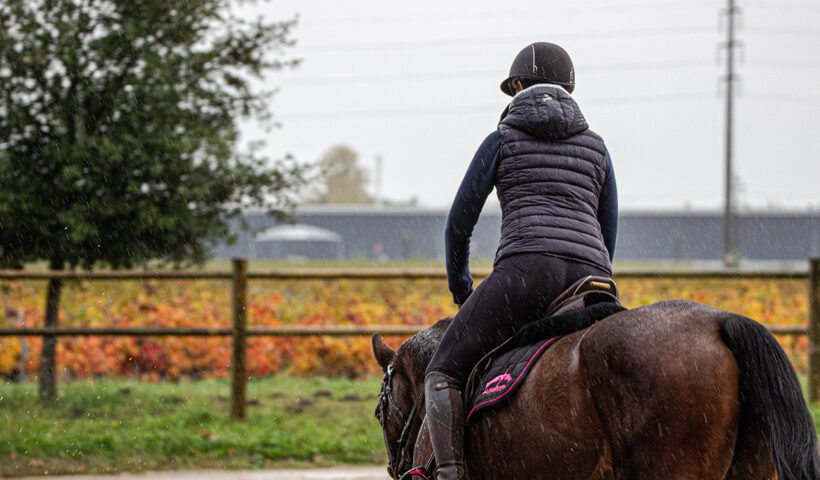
396;318;452;369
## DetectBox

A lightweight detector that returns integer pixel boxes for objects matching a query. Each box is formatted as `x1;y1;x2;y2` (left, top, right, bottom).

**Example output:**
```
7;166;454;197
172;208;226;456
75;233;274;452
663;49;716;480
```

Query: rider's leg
424;254;606;479
424;373;466;480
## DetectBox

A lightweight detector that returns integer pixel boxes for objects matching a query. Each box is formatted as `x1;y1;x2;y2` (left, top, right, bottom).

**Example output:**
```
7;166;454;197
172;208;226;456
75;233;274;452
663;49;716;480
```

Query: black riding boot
424;373;467;480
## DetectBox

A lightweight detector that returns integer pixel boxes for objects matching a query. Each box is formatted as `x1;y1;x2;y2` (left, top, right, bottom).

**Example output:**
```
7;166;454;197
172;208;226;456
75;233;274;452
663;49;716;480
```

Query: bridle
376;363;426;478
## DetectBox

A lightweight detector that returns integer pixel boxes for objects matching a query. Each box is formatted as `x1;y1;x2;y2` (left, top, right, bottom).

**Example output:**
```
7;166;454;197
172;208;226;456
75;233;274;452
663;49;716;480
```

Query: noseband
376;363;426;478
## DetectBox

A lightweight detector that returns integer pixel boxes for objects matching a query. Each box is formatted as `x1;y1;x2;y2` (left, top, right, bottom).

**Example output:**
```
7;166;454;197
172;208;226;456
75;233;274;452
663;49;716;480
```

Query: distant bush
0;278;808;379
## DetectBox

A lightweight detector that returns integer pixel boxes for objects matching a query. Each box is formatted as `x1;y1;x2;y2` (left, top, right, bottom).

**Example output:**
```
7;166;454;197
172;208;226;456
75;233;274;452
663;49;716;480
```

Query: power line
747;60;820;70
744;1;820;12
747;26;819;37
294;26;716;53
584;92;717;106
276;59;715;85
271;59;820;89
283;104;501;120
307;1;722;26
744;93;820;103
279;92;718;120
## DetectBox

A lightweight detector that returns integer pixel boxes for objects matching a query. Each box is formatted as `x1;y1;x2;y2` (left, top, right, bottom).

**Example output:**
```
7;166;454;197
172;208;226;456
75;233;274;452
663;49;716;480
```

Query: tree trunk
38;258;63;401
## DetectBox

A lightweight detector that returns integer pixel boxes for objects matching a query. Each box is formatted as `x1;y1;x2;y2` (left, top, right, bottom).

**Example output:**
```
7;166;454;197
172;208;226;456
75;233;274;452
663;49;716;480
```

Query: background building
214;206;820;265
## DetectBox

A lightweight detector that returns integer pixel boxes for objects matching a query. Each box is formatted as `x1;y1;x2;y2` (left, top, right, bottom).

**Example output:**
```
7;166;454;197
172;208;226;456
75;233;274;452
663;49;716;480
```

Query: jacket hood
499;84;588;140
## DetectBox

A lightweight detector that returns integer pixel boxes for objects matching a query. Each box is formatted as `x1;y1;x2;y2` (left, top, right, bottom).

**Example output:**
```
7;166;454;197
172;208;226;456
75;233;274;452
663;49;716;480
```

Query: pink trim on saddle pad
466;336;559;423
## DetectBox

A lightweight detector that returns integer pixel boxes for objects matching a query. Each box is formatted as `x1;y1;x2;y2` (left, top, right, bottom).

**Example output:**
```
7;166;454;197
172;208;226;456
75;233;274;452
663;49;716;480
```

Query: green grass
0;377;385;476
4;376;820;477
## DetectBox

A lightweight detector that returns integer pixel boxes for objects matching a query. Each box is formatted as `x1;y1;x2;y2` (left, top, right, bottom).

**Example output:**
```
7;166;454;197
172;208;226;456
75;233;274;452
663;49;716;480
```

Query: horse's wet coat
372;300;819;480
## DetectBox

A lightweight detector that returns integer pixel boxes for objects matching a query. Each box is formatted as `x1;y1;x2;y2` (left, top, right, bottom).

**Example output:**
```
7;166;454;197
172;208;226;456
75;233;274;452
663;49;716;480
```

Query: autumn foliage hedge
0;277;810;379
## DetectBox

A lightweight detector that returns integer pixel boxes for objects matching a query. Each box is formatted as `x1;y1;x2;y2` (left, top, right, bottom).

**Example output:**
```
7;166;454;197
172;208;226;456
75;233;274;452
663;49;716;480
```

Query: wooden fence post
17;309;27;383
810;258;820;403
231;258;249;419
38;274;63;401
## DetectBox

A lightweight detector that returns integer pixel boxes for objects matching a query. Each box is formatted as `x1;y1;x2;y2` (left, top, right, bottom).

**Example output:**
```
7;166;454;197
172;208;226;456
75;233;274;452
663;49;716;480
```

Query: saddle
545;275;619;317
464;276;625;423
398;277;625;480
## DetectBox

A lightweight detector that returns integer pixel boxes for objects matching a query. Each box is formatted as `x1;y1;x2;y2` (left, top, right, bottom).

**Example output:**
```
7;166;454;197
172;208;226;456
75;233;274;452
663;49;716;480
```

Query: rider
424;42;618;480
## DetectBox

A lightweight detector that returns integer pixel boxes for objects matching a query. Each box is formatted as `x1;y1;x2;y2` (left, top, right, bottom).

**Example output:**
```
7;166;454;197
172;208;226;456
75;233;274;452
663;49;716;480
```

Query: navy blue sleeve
598;150;618;261
445;130;502;304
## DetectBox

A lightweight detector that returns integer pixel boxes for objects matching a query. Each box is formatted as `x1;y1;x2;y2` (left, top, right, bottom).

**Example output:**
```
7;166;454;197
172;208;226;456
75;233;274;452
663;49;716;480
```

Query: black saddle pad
465;301;626;423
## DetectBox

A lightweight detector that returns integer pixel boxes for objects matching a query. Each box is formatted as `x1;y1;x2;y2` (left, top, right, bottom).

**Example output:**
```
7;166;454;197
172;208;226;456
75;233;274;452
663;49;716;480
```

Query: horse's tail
720;314;820;480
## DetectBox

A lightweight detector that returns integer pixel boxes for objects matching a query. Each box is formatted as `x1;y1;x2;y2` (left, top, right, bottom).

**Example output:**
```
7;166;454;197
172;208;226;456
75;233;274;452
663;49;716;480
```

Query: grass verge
0;377;385;476
4;376;820;477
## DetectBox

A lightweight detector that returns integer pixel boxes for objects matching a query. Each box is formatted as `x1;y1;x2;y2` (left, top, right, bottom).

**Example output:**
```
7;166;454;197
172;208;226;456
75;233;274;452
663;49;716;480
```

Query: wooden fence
0;258;818;416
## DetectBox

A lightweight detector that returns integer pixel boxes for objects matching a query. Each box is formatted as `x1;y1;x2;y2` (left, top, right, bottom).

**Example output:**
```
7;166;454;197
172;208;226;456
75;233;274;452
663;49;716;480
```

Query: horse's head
371;319;451;478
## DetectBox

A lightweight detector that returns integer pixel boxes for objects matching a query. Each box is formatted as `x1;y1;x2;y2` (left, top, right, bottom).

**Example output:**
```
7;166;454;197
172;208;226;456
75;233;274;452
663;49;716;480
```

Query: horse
371;300;820;480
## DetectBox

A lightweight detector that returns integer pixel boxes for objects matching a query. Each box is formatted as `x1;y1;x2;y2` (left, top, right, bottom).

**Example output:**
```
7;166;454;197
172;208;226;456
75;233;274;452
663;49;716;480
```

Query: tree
308;145;373;204
0;0;305;399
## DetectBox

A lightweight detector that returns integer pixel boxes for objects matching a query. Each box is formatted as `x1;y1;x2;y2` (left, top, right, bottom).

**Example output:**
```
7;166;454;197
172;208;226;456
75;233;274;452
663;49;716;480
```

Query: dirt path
18;467;388;480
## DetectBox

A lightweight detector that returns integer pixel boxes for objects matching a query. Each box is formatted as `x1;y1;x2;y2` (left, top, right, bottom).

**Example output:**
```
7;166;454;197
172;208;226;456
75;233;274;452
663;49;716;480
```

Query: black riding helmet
500;42;575;96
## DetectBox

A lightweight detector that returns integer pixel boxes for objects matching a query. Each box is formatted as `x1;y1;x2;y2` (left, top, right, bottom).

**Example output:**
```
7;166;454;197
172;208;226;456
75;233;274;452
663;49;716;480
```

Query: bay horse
371;300;820;479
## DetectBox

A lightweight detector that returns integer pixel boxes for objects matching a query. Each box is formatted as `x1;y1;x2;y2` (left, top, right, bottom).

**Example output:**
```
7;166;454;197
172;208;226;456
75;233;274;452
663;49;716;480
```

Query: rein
377;363;428;478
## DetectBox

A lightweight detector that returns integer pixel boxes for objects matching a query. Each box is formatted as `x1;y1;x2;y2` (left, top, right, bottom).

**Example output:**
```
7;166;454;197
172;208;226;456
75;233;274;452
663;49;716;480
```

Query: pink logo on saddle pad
483;371;512;395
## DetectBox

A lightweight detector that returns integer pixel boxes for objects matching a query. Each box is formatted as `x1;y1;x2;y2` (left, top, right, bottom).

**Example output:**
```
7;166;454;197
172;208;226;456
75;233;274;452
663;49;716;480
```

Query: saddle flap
463;300;627;423
544;276;619;318
465;336;560;424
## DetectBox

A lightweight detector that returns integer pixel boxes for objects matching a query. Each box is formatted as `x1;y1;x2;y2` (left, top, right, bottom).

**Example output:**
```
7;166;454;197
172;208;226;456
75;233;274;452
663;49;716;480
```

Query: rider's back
495;84;612;275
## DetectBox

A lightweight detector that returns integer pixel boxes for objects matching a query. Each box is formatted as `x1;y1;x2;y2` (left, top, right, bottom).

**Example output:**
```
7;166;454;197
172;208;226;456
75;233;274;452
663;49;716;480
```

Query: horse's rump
378;300;819;480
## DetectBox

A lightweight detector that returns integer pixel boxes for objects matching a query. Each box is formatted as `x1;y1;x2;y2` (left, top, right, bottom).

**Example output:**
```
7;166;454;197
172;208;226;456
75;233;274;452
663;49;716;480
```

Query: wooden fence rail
0;258;818;414
0;326;429;337
0;268;809;281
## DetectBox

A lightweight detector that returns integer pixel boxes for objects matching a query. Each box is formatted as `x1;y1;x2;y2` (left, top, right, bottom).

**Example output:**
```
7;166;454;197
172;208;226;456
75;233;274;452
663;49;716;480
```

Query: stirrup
398;466;432;480
398;454;436;480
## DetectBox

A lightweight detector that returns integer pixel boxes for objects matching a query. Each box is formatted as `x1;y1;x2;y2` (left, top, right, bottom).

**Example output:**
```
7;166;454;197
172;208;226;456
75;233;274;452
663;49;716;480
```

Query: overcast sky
238;0;820;211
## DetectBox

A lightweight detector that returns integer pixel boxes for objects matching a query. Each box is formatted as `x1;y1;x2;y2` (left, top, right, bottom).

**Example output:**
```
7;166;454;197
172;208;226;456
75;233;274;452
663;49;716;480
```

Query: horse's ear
371;333;395;372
